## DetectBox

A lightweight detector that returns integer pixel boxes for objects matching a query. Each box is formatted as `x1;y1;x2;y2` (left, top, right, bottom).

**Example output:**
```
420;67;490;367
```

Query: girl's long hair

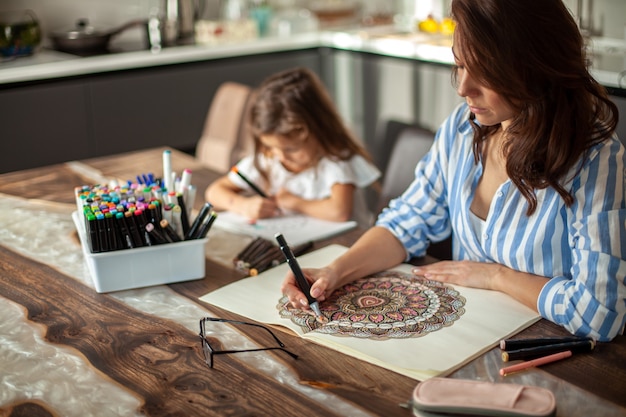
248;67;372;170
451;0;618;215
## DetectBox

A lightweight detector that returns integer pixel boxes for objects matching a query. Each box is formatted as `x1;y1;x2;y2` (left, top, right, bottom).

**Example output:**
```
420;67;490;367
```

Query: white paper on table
212;211;357;246
200;245;540;381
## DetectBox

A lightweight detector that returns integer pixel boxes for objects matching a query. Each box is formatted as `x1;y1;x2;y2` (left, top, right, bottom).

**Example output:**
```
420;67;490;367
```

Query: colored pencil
500;350;572;376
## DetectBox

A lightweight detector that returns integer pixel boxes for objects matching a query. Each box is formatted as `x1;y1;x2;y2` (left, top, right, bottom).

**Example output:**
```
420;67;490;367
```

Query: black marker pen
275;233;321;317
500;336;593;351
195;211;217;239
186;202;212;240
176;193;190;236
501;339;596;362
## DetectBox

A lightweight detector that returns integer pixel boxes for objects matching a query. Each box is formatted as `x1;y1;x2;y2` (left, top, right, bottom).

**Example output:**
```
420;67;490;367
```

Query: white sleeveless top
230;153;381;227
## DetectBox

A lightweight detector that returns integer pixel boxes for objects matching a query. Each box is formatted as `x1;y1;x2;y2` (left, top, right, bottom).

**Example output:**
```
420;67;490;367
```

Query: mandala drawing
277;270;466;340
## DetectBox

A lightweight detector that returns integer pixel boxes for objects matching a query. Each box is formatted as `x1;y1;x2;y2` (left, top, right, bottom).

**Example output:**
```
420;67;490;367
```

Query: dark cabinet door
87;49;322;157
88;63;211;157
0;80;90;173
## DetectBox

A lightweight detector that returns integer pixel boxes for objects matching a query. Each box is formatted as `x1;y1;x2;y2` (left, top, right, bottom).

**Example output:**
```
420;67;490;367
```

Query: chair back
377;125;434;213
377;122;453;260
196;82;254;173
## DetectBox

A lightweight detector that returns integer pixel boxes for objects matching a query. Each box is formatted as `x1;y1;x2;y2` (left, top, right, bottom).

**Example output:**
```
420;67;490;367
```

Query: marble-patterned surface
0;193;373;417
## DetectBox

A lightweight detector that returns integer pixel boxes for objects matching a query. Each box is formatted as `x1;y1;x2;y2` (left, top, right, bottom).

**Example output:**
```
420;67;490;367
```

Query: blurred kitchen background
0;0;624;175
1;0;624;48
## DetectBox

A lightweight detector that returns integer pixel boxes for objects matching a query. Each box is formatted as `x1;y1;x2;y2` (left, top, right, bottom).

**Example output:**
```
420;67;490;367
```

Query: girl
206;67;380;227
280;0;625;342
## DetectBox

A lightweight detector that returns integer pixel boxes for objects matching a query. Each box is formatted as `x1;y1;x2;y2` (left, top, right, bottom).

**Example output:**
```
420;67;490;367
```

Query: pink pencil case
410;378;556;417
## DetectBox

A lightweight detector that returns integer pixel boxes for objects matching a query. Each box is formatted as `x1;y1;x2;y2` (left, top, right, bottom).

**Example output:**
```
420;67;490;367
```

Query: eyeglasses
199;317;298;369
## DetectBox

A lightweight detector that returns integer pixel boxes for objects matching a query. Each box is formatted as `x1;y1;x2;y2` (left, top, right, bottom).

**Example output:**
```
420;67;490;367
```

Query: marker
176;193;190;236
162;203;172;224
160;219;182;242
500;336;593;351
235;237;267;263
185;184;196;218
86;213;101;252
104;211;120;251
500;350;572;376
501;339;595;362
115;212;134;249
145;222;169;245
171;205;184;239
245;238;275;262
125;211;144;247
195;211;217;239
253;240;313;273
275;233;322;317
231;166;268;198
249;246;283;273
178;168;192;195
186;202;212;240
147;203;161;225
163;150;173;192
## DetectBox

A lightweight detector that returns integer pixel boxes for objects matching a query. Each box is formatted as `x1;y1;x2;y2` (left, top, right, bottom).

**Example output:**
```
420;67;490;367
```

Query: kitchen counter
0;27;444;87
0;26;624;92
0;33;323;85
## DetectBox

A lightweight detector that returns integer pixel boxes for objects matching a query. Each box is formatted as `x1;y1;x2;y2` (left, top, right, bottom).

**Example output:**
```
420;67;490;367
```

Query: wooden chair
195;82;255;173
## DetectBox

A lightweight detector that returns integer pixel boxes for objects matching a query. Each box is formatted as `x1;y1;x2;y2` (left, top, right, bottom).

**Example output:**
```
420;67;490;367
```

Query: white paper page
200;245;540;381
212;211;357;246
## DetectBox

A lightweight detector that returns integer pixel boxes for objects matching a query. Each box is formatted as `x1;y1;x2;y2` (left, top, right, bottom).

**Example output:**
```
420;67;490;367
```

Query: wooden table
0;147;624;417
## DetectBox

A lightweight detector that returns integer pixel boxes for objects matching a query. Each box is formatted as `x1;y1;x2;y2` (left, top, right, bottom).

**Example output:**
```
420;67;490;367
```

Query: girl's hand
280;266;338;310
412;260;505;291
242;195;279;220
274;188;301;211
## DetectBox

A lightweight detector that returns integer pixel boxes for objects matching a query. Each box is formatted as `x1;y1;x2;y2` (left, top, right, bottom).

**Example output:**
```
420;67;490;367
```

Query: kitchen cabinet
0;49;321;174
88;50;322;157
0;79;91;174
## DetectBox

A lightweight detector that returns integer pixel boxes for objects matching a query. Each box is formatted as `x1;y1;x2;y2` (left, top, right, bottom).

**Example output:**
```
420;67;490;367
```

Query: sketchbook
212;211;357;246
199;245;541;381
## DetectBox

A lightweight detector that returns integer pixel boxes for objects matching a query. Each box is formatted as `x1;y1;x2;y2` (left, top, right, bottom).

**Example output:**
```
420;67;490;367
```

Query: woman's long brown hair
451;0;618;215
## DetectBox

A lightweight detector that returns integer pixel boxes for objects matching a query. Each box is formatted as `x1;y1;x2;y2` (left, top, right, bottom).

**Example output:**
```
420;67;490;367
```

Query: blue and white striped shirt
377;103;626;341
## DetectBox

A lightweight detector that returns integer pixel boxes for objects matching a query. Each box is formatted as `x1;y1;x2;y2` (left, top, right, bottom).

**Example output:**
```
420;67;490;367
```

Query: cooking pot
50;18;145;54
0;10;42;57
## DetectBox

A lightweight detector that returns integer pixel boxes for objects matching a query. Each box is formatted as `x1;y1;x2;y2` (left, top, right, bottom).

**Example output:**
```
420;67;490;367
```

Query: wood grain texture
0;245;418;417
0;401;59;417
0;164;85;204
0;247;328;416
2;146;625;415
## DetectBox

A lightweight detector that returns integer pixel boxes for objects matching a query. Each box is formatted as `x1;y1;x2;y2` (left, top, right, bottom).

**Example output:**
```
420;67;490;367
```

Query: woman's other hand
412;260;503;290
412;260;547;312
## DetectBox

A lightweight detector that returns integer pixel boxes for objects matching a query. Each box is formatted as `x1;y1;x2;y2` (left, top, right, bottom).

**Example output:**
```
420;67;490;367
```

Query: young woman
206;67;380;227
280;0;625;342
